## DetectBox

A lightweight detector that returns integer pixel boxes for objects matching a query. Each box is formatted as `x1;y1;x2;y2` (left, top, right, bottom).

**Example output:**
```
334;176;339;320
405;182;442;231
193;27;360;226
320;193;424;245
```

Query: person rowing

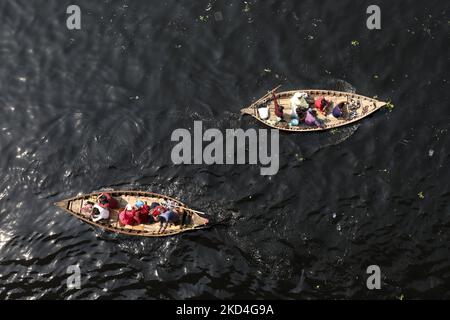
157;208;184;233
272;92;284;121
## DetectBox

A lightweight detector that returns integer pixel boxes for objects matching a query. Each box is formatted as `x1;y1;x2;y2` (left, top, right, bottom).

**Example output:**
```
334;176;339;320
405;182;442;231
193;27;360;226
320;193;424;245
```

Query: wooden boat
55;190;210;237
241;86;387;132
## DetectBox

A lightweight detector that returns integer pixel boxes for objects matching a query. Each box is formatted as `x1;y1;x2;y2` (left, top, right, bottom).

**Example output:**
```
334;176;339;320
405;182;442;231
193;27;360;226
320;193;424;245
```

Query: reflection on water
0;0;449;299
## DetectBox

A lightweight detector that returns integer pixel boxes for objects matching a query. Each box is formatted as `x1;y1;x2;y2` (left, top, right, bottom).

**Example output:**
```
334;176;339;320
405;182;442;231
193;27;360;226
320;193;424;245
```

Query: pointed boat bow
376;100;387;108
55;200;70;210
240;106;255;115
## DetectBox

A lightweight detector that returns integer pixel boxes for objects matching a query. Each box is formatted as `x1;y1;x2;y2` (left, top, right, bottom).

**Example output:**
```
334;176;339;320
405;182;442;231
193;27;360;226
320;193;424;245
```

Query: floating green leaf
418;191;425;199
385;101;395;111
351;40;359;46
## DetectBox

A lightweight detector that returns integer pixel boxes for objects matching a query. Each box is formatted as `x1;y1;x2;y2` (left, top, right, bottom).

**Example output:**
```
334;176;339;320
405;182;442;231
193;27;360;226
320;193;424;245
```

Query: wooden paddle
174;206;207;216
243;85;282;115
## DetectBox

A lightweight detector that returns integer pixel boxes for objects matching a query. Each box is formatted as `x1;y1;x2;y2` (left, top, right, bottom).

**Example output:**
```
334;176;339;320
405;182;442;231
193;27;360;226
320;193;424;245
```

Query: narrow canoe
55;190;210;237
241;88;387;132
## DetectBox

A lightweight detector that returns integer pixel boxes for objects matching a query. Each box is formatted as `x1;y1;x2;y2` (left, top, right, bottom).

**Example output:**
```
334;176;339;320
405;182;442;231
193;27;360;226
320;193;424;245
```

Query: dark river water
0;0;449;299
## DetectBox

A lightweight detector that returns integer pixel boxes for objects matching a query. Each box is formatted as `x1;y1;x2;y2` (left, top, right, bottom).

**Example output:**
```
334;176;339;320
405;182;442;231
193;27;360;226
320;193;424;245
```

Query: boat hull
55;190;210;237
241;89;387;132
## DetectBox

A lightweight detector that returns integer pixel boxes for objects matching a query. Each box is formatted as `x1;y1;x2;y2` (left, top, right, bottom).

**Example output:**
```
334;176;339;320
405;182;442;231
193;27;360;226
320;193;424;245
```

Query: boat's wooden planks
241;89;386;132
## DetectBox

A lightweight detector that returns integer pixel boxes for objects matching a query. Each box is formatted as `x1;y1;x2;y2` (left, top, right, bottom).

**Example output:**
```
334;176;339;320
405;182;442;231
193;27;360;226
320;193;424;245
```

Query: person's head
135;200;144;208
92;207;100;216
321;99;327;108
125;204;133;211
297;109;306;120
99;194;108;205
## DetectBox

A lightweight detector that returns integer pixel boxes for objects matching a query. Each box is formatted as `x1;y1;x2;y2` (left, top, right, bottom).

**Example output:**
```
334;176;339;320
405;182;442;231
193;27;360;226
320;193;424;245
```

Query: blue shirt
159;210;178;223
332;105;343;118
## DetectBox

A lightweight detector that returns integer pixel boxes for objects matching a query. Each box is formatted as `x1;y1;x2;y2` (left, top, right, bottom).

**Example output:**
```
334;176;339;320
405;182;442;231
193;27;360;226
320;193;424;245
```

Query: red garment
98;193;119;209
135;204;150;224
151;205;166;218
272;92;283;118
119;208;138;226
314;97;329;113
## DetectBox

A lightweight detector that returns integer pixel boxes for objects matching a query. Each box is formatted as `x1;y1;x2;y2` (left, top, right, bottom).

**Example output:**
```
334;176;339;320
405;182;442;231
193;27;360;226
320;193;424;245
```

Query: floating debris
428;149;434;157
373;74;379;79
418;191;425;199
243;1;251;12
351;40;360;46
263;68;271;73
385;101;395;111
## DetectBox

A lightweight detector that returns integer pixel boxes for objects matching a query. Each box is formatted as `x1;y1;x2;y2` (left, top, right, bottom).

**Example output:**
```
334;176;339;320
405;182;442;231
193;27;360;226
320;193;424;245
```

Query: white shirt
290;92;308;116
92;204;110;222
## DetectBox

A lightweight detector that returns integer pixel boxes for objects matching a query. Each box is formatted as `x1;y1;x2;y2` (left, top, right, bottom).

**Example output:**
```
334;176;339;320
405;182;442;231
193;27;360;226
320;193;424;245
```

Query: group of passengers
267;91;346;128
84;193;185;233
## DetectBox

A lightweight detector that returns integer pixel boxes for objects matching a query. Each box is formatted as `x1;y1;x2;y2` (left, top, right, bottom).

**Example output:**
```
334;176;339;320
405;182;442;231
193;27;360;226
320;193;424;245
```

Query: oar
243;85;282;115
173;206;208;216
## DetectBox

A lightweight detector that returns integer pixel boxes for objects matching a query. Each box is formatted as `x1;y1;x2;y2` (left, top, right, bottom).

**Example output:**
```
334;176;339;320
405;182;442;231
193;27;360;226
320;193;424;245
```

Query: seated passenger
314;97;331;114
119;204;139;226
332;102;346;119
290;92;309;118
81;201;94;216
134;201;151;224
302;109;324;128
91;203;110;223
97;193;119;209
157;209;180;233
150;203;167;219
